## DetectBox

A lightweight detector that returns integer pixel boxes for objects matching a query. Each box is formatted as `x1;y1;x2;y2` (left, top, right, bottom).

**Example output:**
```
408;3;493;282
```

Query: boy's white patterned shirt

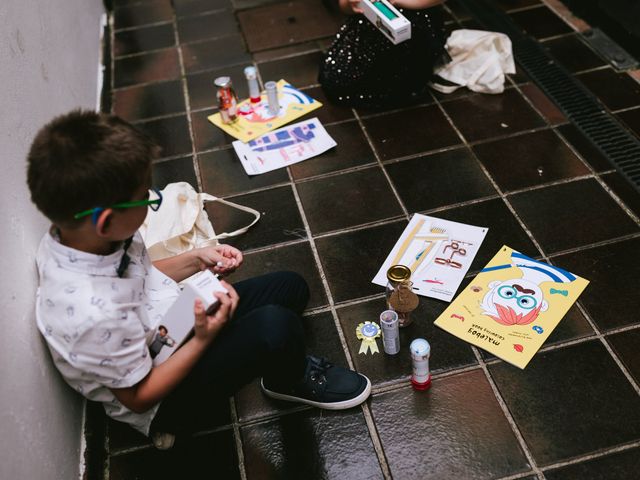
35;229;181;435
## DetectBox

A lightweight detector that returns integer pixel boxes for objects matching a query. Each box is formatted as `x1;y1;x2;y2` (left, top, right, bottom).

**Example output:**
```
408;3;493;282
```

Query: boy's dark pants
151;271;309;434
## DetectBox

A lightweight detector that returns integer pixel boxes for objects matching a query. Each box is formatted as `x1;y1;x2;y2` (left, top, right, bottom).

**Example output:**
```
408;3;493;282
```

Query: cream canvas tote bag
139;182;261;260
431;29;516;94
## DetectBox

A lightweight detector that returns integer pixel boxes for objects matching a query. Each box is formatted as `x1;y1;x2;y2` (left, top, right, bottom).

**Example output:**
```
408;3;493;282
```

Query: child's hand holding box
152;270;228;366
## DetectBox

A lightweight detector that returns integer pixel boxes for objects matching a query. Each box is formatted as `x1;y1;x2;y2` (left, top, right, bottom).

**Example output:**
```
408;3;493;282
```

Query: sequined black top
319;6;447;110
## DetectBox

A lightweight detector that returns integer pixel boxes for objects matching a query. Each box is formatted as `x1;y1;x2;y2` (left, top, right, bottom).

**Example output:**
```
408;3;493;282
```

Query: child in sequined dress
319;0;447;109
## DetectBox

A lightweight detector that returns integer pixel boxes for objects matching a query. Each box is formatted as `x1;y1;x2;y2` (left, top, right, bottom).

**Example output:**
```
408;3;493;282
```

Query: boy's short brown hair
27;110;161;228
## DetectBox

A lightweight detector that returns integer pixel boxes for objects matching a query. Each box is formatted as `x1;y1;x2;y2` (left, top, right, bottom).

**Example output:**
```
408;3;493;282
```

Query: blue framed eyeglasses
73;188;163;224
497;285;537;310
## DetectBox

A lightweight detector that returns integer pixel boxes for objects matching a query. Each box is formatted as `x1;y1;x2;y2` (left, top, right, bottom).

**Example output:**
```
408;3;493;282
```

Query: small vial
410;338;431;391
244;66;261;104
380;310;400;355
265;81;279;116
214;76;238;124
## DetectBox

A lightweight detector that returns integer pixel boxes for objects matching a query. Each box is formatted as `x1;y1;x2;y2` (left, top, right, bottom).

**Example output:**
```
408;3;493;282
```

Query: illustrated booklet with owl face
434;246;589;369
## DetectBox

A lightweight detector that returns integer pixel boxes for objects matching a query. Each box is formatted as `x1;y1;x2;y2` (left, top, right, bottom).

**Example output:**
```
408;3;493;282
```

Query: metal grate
454;0;640;192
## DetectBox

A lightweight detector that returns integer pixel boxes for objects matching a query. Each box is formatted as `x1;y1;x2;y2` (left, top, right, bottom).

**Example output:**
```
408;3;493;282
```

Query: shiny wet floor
99;0;640;478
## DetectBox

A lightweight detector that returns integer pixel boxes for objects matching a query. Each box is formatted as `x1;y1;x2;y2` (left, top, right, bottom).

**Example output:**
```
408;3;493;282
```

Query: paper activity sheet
434;246;589;369
232;118;337;175
372;214;488;302
208;80;322;143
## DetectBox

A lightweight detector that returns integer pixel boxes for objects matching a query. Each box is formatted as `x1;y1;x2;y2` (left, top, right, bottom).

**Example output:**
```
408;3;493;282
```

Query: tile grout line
171;4;204;192
540;441;640;474
487;79;640;405
431;91;552;476
538;89;640;397
171;6;250;476
571;302;640;396
229;397;248;480
284;165;394;479
352;111;410;219
552;126;640;227
470;345;544;478
546;231;640;259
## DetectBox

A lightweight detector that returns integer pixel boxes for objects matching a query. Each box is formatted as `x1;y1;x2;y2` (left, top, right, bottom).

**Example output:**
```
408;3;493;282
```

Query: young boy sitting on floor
27;110;371;449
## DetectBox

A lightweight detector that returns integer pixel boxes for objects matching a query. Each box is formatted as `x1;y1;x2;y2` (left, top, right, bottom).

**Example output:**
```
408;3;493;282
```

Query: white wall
0;1;105;478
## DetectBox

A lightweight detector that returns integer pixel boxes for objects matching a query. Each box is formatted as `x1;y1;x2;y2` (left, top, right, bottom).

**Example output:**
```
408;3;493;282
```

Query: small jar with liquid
386;265;418;327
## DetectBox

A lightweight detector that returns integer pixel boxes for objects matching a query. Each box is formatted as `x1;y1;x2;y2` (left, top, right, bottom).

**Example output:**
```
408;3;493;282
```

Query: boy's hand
196;245;243;276
193;282;239;343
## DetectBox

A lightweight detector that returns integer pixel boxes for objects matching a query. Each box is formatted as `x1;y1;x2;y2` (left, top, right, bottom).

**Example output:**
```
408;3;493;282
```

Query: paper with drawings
232;118;336;175
372;214;488;302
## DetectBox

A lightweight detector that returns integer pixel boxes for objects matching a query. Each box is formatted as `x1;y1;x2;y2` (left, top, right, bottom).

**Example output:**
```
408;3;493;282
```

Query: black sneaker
261;356;371;410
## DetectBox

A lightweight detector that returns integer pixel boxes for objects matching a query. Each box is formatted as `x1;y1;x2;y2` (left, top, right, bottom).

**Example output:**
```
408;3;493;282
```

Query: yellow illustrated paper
208;80;322;143
434;246;589;369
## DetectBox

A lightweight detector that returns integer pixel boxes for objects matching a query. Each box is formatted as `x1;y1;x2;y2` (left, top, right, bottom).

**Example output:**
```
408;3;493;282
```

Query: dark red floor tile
205;186;304;250
362;104;461;160
177;10;240;44
552;237;640;331
493;0;540;11
109;430;240;480
253;41;322;63
298;86;355;125
113;0;173;30
608;328;640;387
509;5;572;39
296;166;403;234
238;0;343;52
181;34;251;73
371;372;530;479
257;51;325;89
173;0;232;17
508;179;639;253
441;89;546;143
191;108;236;151
544;447;640;480
152;156;198;190
114;48;181;89
199;147;289;196
385;147;497;211
241;409;383;479
615;106;640;137
114;23;175;57
113;80;185;121
542;34;606;73
228;243;328;310
289;121;374;180
315;221;407;303
600;171;640;218
135;114;193;158
576;68;640;112
473;129;589;193
556;124;612;172
519;83;567;125
489;340;640;465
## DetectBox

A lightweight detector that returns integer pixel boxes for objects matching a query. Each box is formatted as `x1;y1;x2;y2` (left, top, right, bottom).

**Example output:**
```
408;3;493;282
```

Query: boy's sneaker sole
261;376;371;410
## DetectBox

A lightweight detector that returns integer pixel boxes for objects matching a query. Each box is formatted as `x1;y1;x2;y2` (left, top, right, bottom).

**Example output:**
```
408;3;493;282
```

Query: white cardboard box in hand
151;270;228;366
359;0;411;45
